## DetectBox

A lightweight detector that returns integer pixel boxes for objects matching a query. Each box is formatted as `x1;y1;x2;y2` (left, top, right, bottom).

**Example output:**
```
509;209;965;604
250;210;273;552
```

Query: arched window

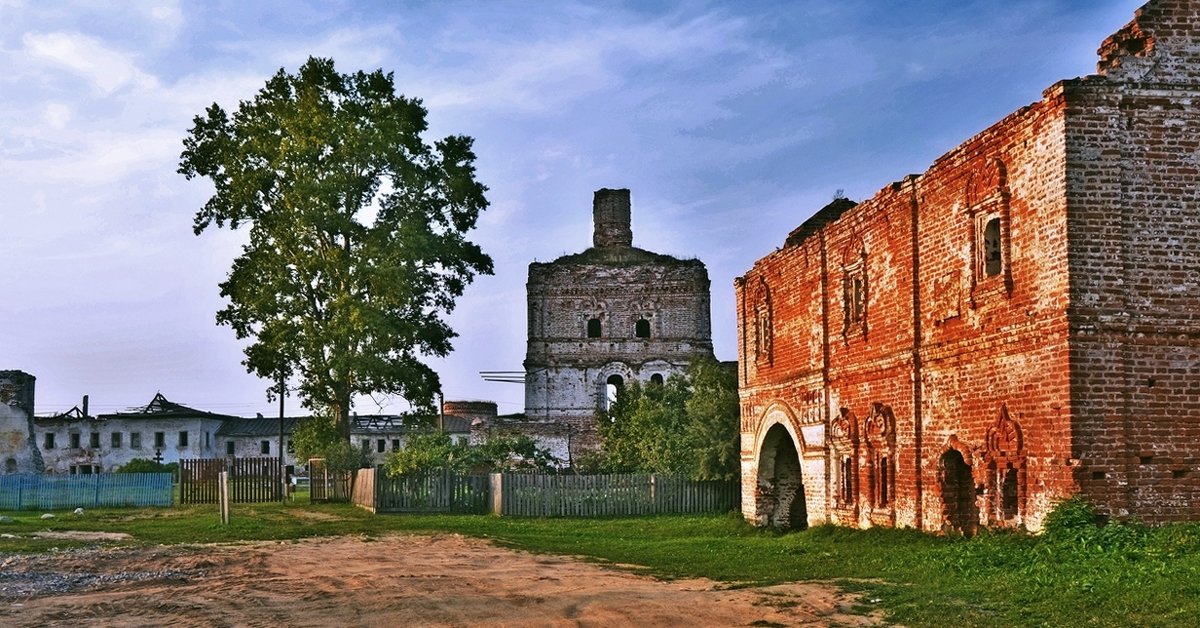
587;318;601;338
635;318;650;338
649;373;664;386
605;374;624;410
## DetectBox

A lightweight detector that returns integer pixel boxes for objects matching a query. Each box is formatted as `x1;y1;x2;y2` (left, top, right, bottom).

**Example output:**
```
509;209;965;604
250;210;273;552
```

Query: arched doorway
940;449;978;536
757;424;807;530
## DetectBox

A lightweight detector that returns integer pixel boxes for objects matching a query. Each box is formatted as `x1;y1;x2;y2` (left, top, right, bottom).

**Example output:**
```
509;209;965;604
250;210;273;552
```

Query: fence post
219;471;230;525
489;472;503;515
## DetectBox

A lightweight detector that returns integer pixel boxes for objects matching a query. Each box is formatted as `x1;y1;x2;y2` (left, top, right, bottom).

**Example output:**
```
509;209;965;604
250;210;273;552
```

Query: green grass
2;501;1198;627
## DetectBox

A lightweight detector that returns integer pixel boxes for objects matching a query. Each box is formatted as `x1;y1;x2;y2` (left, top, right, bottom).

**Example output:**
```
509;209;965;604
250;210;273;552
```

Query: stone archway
757;423;807;530
939;449;978;536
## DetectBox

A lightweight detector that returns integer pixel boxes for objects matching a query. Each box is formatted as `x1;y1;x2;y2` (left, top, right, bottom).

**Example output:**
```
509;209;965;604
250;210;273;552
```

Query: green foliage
595;357;739;480
115;458;178;476
179;56;493;439
384;430;460;475
292;414;370;472
470;432;559;473
1042;495;1102;539
383;430;557;476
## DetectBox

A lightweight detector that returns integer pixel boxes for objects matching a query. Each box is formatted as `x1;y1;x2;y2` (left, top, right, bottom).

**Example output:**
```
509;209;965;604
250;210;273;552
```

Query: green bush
116;458;178;477
1042;496;1101;539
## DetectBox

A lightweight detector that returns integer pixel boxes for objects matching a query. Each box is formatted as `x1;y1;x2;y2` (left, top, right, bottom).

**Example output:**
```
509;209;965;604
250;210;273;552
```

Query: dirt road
0;533;880;627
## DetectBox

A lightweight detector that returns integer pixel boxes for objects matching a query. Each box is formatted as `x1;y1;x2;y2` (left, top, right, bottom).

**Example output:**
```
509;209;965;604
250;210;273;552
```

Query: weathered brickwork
738;0;1200;533
0;370;45;474
524;189;715;457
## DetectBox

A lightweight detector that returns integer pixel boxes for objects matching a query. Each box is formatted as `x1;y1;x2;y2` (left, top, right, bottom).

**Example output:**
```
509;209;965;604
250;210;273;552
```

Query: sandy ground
0;533;883;627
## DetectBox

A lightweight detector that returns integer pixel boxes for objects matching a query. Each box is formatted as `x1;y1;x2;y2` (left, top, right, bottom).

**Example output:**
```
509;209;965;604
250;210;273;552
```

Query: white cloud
41;102;71;129
22;31;157;95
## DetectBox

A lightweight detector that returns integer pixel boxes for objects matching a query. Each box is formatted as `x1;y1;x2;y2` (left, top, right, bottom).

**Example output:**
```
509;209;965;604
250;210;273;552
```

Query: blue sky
2;0;1144;417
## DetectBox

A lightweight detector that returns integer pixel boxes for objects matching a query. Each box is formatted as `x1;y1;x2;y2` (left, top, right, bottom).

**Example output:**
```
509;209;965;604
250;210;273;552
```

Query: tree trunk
333;395;352;442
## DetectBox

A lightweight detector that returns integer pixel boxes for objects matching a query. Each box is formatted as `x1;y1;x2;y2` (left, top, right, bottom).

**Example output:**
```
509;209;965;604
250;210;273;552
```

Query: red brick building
736;0;1200;534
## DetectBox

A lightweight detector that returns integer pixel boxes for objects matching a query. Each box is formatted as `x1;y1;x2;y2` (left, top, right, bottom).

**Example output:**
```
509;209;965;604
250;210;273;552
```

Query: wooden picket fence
179;457;281;504
348;469;737;518
353;468;489;514
496;473;738;517
309;458;353;502
0;473;172;510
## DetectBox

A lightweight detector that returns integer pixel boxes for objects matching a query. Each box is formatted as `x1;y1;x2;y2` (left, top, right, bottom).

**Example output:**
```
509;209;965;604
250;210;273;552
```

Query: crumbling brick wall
1066;0;1200;523
738;0;1199;532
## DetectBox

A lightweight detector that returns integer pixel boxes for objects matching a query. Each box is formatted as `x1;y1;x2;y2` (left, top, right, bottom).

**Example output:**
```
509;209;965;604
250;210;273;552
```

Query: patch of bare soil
285;509;347;522
29;531;133;541
0;534;883;627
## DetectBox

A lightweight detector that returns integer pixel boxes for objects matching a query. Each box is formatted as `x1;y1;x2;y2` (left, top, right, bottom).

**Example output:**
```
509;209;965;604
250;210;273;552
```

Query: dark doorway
940;449;978;536
758;424;807;530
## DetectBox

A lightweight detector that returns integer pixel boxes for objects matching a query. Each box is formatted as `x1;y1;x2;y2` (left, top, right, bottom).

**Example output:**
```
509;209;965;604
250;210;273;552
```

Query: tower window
587;318;602;338
635;318;650;338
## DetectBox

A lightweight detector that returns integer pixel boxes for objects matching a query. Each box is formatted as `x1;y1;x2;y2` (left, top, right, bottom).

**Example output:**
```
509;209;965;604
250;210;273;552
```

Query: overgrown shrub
1042;496;1101;539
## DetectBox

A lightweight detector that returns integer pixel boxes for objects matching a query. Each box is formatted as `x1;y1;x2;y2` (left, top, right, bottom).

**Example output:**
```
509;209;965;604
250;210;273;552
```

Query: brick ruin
737;0;1200;533
516;189;715;460
0;370;46;473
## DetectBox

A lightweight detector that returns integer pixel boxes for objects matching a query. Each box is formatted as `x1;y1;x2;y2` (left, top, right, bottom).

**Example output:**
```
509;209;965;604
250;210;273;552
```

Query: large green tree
179;57;492;440
593;357;740;480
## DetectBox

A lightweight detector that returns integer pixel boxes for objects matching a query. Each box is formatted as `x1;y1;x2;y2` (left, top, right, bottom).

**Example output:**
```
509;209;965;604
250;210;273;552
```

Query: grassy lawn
2;500;1198;627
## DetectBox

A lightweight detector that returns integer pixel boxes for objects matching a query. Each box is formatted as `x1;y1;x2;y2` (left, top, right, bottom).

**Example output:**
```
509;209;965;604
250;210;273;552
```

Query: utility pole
279;370;286;502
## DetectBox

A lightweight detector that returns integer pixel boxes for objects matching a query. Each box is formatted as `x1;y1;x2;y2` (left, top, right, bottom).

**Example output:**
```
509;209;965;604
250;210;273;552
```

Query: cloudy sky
3;0;1143;417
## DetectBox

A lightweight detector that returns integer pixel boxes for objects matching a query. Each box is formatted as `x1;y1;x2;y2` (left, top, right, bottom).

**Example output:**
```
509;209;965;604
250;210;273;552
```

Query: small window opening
635;318;650;338
377;439;386;453
849;276;865;322
1140;455;1154;464
878;456;890;507
178;431;188;447
130;432;141;449
111;432;122;448
90;432;101;449
1092;470;1106;480
840;456;854;503
226;441;235;456
391;439;400;451
587;318;602;338
44;433;55;449
650;373;664;386
154;432;165;448
70;433;81;449
260;440;270;454
983;217;1002;276
1000;468;1019;519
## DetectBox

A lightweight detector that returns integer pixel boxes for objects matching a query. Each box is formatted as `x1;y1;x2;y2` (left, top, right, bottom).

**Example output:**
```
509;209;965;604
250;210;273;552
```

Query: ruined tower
0;370;45;473
524;189;714;451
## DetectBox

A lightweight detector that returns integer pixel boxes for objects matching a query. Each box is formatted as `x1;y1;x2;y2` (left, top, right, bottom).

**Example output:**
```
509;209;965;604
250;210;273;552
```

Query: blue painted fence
0;473;173;511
